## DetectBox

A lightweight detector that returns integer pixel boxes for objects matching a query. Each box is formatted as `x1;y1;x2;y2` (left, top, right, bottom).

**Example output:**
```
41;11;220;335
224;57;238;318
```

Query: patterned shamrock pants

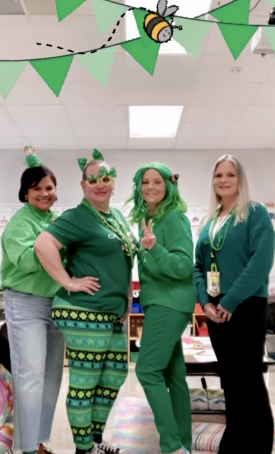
52;296;128;450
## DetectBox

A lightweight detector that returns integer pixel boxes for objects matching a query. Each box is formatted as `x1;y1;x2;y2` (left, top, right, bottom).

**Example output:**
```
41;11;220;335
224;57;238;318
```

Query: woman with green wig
34;150;137;454
127;163;196;454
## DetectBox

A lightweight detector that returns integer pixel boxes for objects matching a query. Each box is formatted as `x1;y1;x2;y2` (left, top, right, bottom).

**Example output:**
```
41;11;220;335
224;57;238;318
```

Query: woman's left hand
140;219;156;250
216;304;232;322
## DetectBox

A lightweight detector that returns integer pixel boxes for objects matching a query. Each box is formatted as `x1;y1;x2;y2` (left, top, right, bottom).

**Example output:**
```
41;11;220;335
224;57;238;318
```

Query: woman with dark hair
127;163;196;454
1;147;65;454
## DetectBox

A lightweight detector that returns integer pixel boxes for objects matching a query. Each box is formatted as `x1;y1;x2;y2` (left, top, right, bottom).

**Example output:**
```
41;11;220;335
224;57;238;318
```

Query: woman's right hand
66;277;100;295
203;302;224;324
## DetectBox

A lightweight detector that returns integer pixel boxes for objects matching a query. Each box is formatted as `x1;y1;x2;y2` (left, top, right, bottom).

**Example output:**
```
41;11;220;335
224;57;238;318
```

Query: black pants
208;295;274;454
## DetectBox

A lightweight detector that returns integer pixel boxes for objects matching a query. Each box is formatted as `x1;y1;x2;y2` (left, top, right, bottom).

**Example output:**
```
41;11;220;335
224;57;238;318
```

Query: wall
0;148;274;206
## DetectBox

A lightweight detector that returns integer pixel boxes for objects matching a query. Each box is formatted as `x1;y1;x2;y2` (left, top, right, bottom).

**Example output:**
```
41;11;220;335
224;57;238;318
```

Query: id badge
207;263;221;297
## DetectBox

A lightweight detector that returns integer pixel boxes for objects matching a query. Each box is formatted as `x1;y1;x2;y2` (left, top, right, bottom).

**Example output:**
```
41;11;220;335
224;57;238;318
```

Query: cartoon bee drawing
143;0;182;44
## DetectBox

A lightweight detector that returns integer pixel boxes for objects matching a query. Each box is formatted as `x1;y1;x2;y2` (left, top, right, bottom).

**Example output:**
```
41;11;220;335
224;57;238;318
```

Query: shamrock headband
78;149;117;179
23;146;43;168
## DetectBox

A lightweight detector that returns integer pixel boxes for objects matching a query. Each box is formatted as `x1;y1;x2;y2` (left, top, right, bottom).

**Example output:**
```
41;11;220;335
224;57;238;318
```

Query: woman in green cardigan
127;163;196;454
194;154;274;454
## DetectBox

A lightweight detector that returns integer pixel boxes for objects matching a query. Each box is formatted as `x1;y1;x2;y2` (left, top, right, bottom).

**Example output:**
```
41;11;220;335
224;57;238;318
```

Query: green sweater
194;202;275;314
1;203;62;298
138;210;196;313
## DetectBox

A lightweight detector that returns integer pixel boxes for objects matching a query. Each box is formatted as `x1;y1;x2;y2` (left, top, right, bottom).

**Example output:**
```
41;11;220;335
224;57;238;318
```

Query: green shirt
194;202;275;314
138;210;196;313
1;203;62;298
46;203;133;316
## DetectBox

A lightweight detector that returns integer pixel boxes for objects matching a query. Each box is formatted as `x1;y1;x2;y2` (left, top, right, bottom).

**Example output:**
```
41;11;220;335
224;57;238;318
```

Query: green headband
78;149;117;179
23;146;43;168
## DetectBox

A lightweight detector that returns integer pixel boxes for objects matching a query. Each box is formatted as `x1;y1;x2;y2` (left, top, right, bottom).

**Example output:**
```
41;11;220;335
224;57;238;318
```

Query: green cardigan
138;210;196;314
194;202;274;314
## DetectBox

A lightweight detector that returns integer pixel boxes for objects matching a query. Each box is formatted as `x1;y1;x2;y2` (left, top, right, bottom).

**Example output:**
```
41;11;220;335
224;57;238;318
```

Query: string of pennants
3;0;275;98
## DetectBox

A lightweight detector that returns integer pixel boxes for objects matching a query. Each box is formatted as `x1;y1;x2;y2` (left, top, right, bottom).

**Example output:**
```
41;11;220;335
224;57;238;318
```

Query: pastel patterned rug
111;397;224;453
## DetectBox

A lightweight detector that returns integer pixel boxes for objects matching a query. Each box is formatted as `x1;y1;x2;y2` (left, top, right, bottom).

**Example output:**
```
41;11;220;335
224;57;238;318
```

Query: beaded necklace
209;208;234;252
81;198;137;267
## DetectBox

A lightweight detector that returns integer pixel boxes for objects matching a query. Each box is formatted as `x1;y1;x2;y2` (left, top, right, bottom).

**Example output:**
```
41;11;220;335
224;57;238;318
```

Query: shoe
179;448;190;454
96;441;127;454
38;445;54;454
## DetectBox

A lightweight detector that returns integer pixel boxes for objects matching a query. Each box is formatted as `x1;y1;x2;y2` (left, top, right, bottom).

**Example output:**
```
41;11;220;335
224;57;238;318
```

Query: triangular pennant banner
91;0;129;34
264;26;275;50
76;45;117;86
211;0;250;25
55;0;86;21
30;56;74;96
121;8;160;75
173;15;212;58
264;0;275;5
217;23;258;59
0;61;28;99
121;38;160;75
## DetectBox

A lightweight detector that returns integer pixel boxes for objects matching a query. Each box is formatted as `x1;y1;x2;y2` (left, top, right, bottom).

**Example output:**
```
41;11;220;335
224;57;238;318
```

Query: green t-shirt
46;203;133;316
1;203;63;298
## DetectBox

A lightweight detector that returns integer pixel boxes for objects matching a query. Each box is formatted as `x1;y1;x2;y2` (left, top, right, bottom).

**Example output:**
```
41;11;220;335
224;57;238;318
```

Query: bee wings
157;0;179;17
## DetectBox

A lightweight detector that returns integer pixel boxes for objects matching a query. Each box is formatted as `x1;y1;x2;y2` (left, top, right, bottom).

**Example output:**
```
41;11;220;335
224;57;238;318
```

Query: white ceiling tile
18;122;74;137
252;83;275;105
128;138;176;150
3;83;61;105
230;120;274;137
78;137;127;149
74;122;126;138
189;83;261;106
5;105;69;123
61;83;127;105
183;105;246;124
65;105;127;123
27;136;80;149
0;122;25;138
0;106;14;122
178;122;233;138
175;137;225;149
0;137;28;148
223;137;274;149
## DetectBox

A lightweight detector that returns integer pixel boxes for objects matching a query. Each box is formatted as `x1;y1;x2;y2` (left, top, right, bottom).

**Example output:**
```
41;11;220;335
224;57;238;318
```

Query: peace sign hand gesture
141;219;156;250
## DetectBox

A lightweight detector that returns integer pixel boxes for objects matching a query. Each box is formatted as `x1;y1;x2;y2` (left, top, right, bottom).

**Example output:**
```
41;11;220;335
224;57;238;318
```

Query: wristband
67;278;74;296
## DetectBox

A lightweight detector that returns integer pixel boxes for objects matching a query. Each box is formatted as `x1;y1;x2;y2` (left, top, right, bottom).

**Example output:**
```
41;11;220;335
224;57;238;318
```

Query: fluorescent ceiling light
125;0;211;54
129;106;183;138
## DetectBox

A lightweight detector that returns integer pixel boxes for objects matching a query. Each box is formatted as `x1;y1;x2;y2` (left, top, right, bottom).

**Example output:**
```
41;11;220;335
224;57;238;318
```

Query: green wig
126;162;187;224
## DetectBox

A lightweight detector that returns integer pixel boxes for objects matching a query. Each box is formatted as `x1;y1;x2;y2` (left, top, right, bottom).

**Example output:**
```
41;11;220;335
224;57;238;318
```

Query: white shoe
96;441;127;454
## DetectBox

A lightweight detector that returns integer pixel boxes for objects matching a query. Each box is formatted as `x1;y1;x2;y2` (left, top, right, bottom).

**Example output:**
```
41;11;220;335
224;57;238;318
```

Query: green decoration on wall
55;0;87;21
174;15;212;58
76;45;117;86
0;61;27;99
217;23;258;59
211;0;251;24
30;56;74;96
91;0;129;34
264;0;275;6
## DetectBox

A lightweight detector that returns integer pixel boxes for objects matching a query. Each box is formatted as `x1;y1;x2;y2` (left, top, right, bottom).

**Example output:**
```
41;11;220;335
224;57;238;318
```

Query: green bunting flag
30;56;74;96
174;15;212;58
91;0;129;34
264;0;275;6
55;0;87;21
264;26;275;50
211;0;250;24
217;23;258;59
76;45;117;86
0;61;28;99
121;8;160;75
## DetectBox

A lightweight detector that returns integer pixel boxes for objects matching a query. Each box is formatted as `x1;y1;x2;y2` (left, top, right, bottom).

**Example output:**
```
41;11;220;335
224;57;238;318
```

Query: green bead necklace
81;198;137;267
209;208;234;252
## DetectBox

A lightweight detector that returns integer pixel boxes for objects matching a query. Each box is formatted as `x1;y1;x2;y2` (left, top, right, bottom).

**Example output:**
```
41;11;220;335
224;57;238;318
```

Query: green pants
136;305;192;454
52;296;128;450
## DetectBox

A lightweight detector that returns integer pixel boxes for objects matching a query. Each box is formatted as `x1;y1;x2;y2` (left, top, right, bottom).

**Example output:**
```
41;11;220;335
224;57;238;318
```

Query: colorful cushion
192;423;225;452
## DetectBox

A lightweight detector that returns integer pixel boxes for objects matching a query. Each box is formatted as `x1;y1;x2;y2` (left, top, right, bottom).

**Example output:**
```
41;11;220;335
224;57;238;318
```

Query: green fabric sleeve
142;212;194;280
3;220;42;273
194;242;210;307
46;208;88;246
220;204;275;313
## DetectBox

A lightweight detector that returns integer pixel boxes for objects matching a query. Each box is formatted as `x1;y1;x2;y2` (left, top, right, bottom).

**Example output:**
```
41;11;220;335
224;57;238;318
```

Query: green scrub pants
136;305;192;454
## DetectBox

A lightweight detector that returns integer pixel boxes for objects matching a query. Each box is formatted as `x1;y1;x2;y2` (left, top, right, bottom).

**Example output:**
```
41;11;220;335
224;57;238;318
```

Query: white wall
1;148;274;206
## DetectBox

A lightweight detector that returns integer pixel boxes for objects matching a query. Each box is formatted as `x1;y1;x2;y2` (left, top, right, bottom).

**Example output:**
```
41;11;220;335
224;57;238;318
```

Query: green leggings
52;296;128;451
136;305;192;454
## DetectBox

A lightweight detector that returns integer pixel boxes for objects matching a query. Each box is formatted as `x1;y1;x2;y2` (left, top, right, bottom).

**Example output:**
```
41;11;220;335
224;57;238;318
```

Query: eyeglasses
85;175;114;188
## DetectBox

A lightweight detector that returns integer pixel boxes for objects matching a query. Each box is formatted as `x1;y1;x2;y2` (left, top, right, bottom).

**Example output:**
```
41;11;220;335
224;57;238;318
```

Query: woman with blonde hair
194;154;274;454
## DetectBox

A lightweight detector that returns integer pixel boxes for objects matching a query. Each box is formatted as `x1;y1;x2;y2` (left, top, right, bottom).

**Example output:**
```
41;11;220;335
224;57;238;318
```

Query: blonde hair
198;154;254;232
